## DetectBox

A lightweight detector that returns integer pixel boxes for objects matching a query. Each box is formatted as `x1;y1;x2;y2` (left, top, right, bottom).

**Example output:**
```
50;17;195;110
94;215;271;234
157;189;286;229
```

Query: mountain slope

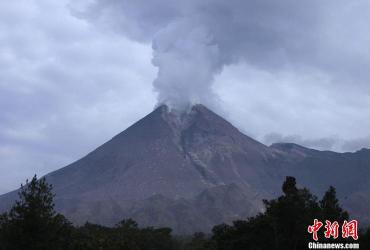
45;105;275;201
0;105;369;233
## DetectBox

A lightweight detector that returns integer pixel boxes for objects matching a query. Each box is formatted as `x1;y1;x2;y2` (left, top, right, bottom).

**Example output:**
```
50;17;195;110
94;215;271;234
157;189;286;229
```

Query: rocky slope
0;105;369;233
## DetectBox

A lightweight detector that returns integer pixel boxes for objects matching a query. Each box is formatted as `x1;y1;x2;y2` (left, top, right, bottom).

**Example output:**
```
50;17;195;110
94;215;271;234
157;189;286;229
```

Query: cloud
0;0;156;193
1;0;370;193
83;0;370;109
213;63;370;151
263;133;339;151
342;136;370;152
263;133;370;153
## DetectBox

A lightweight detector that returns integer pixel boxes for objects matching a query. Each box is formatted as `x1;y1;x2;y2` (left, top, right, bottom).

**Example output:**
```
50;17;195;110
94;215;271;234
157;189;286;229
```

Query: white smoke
152;20;222;109
79;0;370;110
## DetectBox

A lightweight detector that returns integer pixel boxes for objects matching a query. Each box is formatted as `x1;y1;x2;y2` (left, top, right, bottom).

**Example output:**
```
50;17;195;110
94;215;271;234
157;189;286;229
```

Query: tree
114;219;174;250
360;227;370;249
0;175;73;250
72;219;175;250
183;232;214;250
265;177;322;249
0;212;9;250
210;177;351;250
71;222;114;250
320;186;349;223
0;175;360;250
282;176;298;196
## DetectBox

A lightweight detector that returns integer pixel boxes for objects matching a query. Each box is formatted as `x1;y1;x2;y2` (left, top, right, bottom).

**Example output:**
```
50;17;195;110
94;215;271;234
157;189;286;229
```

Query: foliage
360;228;370;249
0;175;366;250
72;219;174;250
320;186;349;223
0;176;73;250
181;232;215;250
210;176;357;250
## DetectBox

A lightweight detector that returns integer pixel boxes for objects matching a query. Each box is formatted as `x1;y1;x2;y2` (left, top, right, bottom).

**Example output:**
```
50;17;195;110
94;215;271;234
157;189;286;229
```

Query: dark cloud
84;0;370;109
1;0;370;193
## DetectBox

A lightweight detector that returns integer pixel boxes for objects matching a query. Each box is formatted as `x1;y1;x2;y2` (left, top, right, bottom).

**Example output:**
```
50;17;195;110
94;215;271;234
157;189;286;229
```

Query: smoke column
151;19;223;109
81;0;370;110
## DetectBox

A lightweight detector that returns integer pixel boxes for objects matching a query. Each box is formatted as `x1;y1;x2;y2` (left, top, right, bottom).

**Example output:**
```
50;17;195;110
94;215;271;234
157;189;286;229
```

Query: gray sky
1;0;370;194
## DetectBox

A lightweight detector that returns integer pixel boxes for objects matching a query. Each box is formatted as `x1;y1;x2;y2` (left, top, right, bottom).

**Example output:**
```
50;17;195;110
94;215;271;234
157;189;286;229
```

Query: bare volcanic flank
0;104;369;233
46;105;273;200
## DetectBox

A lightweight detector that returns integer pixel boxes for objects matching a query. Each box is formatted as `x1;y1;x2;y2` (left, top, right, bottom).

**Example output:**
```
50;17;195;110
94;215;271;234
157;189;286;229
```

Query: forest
0;176;369;250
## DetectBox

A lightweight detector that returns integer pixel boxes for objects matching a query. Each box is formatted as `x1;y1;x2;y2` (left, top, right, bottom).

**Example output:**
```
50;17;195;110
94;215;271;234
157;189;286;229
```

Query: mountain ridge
0;104;369;233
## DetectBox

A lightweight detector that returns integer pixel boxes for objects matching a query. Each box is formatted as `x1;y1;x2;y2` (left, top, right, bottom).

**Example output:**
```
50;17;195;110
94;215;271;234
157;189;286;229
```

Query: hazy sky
1;0;370;194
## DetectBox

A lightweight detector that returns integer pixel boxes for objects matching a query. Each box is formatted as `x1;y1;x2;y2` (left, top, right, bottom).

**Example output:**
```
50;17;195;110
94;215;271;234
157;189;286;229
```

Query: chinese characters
307;219;358;241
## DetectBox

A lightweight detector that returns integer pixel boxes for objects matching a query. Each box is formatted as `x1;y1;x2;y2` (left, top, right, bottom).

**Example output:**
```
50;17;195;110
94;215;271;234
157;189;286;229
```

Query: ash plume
80;0;370;110
152;20;222;110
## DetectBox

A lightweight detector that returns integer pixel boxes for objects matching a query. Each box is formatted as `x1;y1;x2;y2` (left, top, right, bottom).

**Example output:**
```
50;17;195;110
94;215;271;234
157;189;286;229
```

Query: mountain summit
1;105;369;233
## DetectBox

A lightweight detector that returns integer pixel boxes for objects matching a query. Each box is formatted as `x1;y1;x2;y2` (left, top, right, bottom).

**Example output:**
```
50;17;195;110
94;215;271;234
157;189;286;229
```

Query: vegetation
0;176;368;250
209;177;354;250
0;176;72;250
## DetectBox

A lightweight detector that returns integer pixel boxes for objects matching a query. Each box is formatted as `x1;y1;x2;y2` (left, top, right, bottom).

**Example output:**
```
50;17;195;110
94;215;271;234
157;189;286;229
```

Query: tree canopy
0;176;368;250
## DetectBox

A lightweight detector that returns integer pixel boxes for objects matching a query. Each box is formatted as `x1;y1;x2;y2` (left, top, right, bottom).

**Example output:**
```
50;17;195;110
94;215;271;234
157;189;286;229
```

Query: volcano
1;105;369;234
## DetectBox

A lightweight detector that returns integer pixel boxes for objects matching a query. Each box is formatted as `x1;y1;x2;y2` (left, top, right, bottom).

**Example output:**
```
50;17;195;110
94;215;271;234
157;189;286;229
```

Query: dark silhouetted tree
320;186;349;223
360;227;370;249
0;175;72;250
72;219;175;250
182;232;215;250
282;176;298;196
0;175;362;250
210;177;337;250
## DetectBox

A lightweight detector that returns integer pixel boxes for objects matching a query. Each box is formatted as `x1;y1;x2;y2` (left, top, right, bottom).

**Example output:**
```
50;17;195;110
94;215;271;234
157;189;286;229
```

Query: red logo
342;220;358;240
307;219;323;241
308;219;358;241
